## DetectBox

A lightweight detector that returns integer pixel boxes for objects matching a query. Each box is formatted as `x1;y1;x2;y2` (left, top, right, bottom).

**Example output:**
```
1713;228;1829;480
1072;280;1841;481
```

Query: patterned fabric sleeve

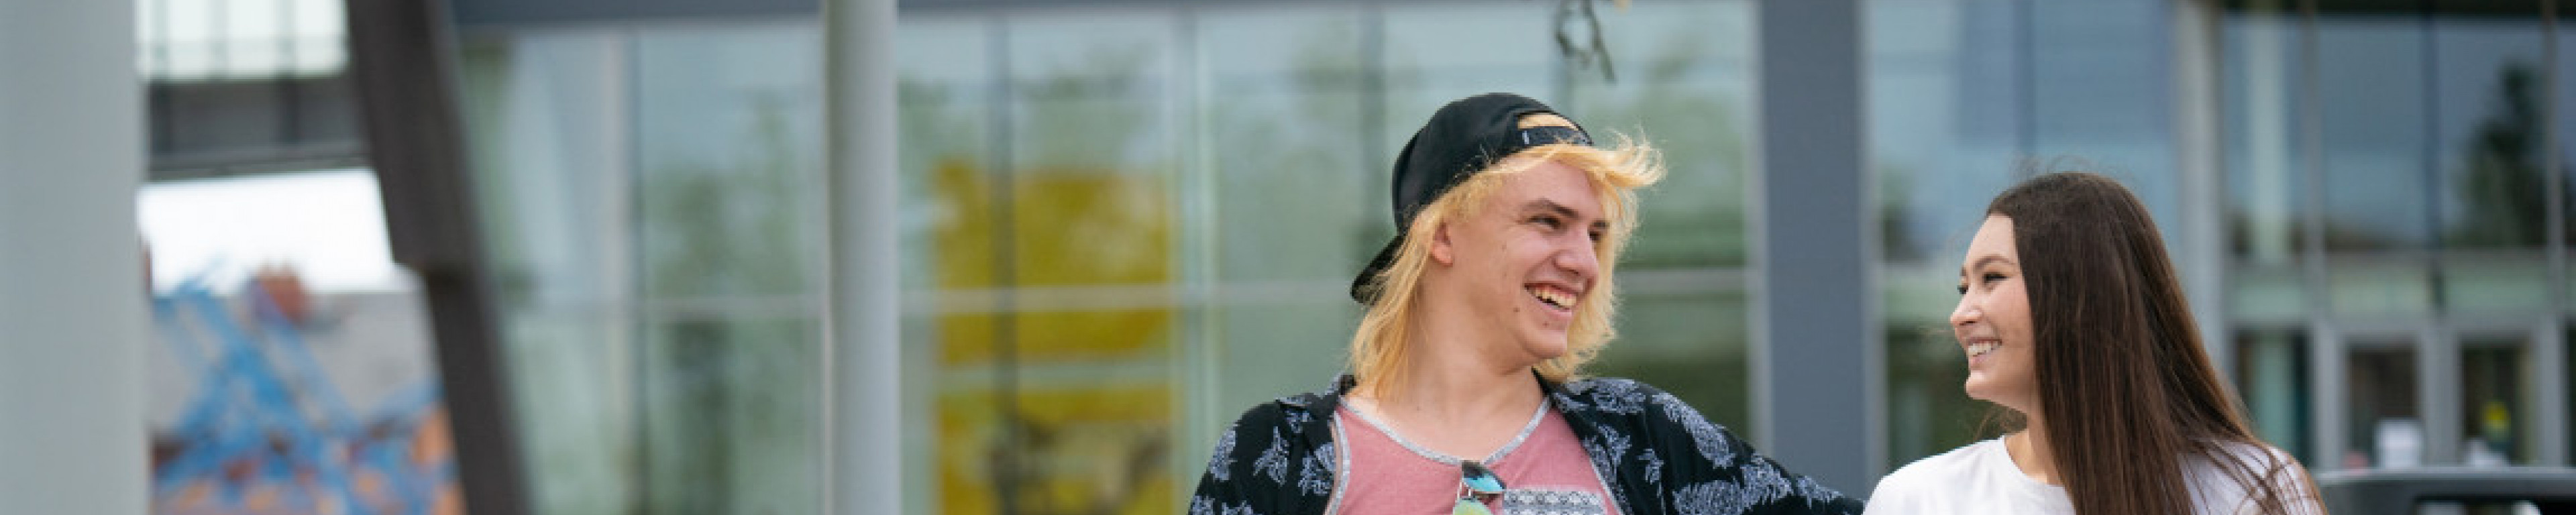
1190;402;1318;515
1642;388;1864;515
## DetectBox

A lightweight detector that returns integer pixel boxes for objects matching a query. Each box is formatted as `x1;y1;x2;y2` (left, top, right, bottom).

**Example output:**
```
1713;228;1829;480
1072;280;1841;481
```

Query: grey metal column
2310;328;2348;471
2530;321;2566;466
2296;0;2346;471
824;0;902;512
2420;325;2461;465
2536;0;2569;469
1752;0;1878;494
0;0;148;513
2172;0;2233;378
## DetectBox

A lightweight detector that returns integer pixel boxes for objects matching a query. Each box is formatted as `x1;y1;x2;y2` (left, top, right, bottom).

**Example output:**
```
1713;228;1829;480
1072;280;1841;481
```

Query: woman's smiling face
1953;215;2037;414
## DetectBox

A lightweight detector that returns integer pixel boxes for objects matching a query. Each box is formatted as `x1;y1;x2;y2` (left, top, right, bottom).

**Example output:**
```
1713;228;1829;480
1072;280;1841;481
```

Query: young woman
1865;172;2324;515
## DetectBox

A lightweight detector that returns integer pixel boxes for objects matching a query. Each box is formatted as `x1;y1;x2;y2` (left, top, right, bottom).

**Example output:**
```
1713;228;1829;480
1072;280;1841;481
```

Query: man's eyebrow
1519;199;1582;219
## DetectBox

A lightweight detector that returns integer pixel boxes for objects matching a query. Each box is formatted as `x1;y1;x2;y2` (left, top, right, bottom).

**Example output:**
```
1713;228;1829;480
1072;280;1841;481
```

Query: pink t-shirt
1332;403;1621;515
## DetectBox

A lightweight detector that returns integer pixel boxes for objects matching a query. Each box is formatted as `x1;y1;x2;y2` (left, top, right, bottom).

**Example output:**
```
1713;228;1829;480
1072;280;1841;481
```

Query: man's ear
1429;221;1456;266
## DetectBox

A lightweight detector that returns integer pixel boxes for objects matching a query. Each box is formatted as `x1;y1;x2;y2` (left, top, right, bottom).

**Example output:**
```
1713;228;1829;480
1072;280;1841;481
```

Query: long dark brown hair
1986;172;2318;515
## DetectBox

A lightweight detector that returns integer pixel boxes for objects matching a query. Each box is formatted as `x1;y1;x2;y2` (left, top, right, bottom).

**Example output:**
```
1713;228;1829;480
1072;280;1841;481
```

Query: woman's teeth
1966;341;1998;358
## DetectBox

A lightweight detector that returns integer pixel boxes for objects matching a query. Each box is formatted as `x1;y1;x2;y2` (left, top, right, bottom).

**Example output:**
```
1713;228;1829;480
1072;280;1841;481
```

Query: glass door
2453;322;2566;467
2329;329;2427;470
2318;320;2568;471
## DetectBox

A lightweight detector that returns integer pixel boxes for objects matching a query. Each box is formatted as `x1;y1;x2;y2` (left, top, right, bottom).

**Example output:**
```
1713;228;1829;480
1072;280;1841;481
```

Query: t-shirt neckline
1339;398;1550;466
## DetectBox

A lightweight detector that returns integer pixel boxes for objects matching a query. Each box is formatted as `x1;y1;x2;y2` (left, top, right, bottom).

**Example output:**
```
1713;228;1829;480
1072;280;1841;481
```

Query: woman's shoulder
1886;439;2002;476
2199;439;2298;467
2184;439;2309;484
2185;440;2324;514
1872;439;2006;498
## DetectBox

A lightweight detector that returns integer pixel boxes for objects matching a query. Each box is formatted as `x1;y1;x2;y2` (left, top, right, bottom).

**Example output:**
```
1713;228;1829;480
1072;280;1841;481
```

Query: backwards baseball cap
1350;93;1595;305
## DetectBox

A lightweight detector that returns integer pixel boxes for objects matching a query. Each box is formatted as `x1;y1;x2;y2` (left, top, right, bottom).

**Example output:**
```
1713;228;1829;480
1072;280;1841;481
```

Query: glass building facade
437;0;2573;513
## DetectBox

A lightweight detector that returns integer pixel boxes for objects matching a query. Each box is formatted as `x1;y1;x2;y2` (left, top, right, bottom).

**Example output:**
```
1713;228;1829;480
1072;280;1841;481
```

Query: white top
1864;438;2324;515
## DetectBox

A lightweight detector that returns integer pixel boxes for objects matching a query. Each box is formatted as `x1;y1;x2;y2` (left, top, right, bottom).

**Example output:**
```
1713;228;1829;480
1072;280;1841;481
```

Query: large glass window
435;0;2576;512
2431;5;2554;316
2218;1;2320;464
1868;0;2027;468
889;3;1761;512
630;27;827;515
1869;0;2186;469
2345;341;2422;468
2561;7;2576;321
942;12;1187;515
2315;10;2438;317
1193;5;1379;422
458;21;829;514
2235;329;2312;463
2221;0;2573;471
455;27;648;514
1560;0;1761;433
2460;336;2533;465
2221;1;2312;328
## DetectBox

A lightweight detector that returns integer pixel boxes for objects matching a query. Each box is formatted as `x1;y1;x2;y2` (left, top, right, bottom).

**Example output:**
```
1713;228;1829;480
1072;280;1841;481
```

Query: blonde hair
1348;136;1665;398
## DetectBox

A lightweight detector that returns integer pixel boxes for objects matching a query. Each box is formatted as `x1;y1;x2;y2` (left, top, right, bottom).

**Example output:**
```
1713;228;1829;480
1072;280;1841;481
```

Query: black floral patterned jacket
1188;374;1863;515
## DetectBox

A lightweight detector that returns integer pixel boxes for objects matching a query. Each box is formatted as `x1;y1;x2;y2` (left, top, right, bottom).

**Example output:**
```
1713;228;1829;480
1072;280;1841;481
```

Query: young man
1190;93;1861;515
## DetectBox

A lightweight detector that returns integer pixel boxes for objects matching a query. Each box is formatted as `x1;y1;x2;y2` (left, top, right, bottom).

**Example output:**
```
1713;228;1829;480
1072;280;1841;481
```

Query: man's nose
1556;240;1599;279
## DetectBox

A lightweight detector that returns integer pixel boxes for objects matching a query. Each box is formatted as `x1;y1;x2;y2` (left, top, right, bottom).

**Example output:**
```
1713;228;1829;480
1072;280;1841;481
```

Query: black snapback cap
1350;93;1593;305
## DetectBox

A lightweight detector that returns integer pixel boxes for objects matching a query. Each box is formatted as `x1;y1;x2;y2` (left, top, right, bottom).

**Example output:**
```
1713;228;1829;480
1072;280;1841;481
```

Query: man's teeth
1966;341;1998;358
1529;287;1574;309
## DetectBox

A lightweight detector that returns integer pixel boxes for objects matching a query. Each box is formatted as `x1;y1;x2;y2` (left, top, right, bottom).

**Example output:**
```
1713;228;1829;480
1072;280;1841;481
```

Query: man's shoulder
1559;376;1669;396
1195;379;1350;514
1550;376;1750;461
1216;376;1350;440
1552;376;1713;427
1222;396;1322;433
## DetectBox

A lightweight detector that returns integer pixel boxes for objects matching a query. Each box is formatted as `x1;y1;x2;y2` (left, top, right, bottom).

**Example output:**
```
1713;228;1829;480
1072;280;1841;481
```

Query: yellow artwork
931;159;1179;514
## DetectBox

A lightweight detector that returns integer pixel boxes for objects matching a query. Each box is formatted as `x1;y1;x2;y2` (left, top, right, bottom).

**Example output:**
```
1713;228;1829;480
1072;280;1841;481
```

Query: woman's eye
1982;272;2006;284
1955;284;1968;295
1530;215;1562;229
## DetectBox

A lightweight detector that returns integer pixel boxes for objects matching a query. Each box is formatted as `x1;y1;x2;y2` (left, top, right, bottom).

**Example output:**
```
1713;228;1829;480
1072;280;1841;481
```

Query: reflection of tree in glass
1576;27;1749;268
2447;63;2564;248
1024;44;1157;170
1877;164;1925;262
634;93;821;514
1204;17;1409;281
641;93;816;296
1561;15;1765;433
962;38;1179;515
2212;59;2576;253
900;76;987;191
1882;324;1989;470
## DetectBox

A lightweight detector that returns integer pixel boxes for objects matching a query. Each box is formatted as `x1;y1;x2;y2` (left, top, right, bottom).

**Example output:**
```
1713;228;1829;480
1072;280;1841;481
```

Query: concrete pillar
2171;0;2233;378
0;1;149;513
1752;0;1878;494
824;0;901;512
